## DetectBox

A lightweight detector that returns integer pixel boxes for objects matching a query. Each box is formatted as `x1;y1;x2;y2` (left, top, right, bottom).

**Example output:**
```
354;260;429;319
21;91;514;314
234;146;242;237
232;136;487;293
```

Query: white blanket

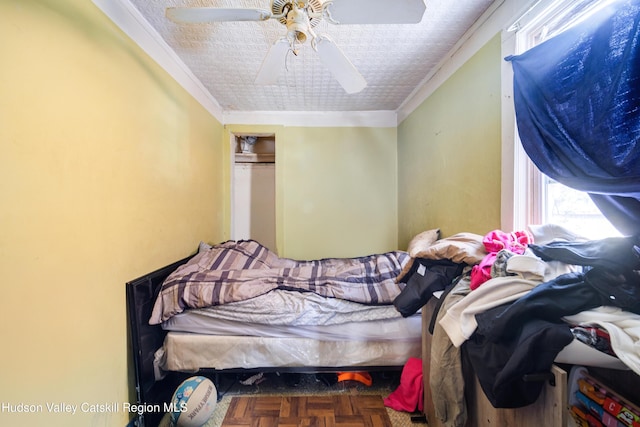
564;306;640;376
162;289;406;327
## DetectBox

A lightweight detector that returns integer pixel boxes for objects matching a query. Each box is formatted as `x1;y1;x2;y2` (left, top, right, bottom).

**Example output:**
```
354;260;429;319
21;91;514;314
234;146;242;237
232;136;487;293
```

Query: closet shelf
235;153;275;163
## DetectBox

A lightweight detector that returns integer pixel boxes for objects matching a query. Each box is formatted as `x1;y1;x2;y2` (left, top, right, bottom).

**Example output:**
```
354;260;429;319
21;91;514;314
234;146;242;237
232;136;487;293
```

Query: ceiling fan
166;0;427;94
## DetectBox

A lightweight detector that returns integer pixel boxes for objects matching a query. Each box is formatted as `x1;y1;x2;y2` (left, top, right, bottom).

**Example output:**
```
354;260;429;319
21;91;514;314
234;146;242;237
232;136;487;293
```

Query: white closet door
232;163;276;252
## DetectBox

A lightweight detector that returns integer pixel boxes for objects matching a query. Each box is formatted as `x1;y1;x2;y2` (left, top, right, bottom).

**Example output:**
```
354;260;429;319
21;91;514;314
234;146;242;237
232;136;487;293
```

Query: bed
126;240;422;426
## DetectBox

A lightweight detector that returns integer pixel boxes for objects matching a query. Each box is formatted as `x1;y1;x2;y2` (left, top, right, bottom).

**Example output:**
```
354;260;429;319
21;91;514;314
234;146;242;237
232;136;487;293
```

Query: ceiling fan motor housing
272;0;323;27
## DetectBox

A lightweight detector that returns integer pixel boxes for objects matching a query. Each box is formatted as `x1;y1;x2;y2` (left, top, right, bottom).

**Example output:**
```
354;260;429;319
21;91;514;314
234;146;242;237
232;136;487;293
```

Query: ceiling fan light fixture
287;27;308;44
286;2;312;44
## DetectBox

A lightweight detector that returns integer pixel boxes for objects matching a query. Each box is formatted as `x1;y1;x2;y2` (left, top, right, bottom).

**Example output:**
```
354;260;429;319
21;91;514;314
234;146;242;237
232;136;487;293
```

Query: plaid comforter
149;240;409;324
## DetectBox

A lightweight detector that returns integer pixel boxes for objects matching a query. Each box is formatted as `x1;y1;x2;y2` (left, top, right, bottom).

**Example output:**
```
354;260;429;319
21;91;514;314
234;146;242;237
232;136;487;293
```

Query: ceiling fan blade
315;36;366;94
328;0;426;24
166;7;272;23
255;38;290;85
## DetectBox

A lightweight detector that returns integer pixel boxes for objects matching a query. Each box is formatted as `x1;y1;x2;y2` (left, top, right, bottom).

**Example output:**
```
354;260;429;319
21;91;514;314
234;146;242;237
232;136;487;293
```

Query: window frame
501;0;615;233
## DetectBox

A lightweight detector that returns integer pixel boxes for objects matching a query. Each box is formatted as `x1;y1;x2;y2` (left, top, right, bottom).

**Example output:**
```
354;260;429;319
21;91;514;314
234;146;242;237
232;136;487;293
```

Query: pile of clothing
395;224;640;426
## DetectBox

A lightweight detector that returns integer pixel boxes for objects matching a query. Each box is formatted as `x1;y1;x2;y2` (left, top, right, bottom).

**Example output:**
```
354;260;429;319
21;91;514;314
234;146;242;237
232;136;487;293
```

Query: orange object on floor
337;371;373;386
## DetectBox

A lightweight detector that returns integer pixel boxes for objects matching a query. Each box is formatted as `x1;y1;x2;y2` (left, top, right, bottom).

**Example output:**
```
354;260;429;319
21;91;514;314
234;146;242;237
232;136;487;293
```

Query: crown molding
91;0;399;128
92;0;224;122
93;0;520;128
223;110;398;128
397;0;516;124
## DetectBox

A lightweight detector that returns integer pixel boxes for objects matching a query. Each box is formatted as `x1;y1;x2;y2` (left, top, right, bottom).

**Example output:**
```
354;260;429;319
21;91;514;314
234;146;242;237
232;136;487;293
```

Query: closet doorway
231;133;276;252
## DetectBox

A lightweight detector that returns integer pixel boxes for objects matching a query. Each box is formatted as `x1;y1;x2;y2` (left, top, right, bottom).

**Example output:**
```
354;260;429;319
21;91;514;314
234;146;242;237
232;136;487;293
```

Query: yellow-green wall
225;125;399;260
0;1;225;425
397;33;503;248
279;126;398;259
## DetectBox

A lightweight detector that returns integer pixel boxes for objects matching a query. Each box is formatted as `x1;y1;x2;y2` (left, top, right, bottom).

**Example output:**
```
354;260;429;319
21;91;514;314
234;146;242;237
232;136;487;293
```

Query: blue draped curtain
506;0;640;236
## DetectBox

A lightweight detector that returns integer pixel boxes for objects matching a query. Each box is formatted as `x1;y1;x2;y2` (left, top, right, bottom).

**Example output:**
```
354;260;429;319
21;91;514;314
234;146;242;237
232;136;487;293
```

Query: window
506;0;621;239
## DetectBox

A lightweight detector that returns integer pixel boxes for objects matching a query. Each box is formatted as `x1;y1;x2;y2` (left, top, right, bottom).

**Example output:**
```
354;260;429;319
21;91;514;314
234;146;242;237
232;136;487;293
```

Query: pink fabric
469;229;533;290
384;357;424;413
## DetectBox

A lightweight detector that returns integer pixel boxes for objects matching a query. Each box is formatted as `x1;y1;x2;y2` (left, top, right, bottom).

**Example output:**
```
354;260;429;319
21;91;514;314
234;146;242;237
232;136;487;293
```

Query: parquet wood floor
221;395;393;427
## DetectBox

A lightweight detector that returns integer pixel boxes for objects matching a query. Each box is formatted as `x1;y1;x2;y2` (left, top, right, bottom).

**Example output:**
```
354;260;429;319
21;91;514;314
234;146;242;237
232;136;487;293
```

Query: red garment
470;229;533;290
384;357;424;413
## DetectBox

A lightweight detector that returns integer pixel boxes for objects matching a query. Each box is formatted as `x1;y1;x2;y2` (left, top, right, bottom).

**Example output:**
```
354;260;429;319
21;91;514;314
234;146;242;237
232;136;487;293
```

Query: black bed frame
126;255;195;427
126;254;404;427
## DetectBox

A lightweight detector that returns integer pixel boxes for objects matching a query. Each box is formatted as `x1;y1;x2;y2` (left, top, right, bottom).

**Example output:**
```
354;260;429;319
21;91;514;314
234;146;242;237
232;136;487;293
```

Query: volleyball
170;376;217;427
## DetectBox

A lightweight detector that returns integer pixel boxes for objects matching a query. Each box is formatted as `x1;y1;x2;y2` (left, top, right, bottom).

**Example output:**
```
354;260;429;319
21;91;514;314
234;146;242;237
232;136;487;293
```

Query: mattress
162;310;422;341
156;333;422;373
154;285;422;375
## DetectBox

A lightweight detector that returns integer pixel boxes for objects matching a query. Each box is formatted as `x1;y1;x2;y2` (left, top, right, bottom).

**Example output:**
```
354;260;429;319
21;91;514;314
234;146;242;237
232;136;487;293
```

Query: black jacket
393;258;464;317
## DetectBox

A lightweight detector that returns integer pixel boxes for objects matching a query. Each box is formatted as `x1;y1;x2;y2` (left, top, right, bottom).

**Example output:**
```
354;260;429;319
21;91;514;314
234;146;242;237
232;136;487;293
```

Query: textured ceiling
128;0;496;112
